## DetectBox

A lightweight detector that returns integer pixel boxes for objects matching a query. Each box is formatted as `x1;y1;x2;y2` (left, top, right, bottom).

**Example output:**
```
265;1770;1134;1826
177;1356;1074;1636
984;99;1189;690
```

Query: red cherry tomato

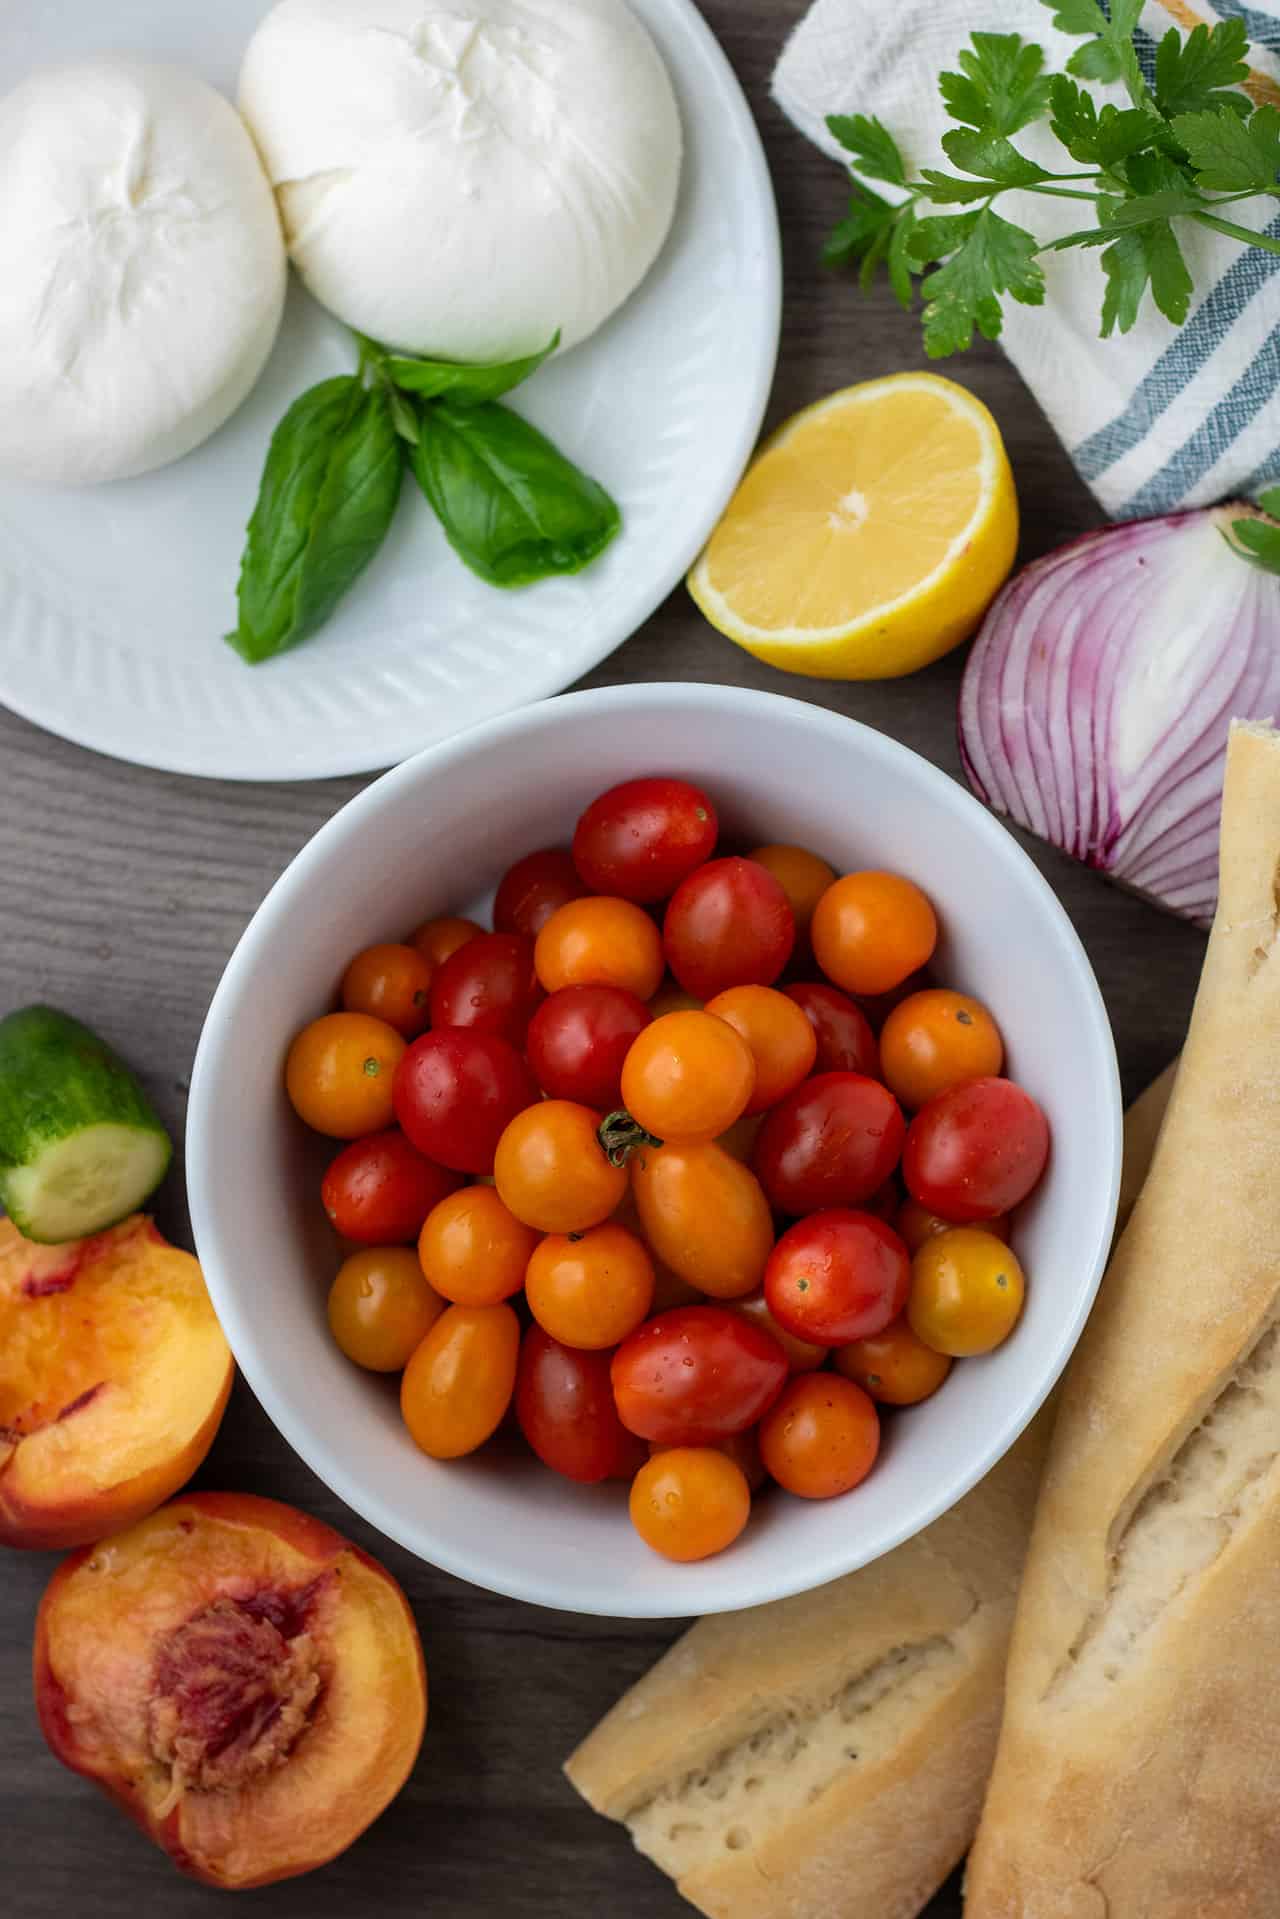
515;1328;645;1484
764;1209;911;1345
752;1073;906;1216
321;1129;463;1244
664;858;795;1000
493;848;586;937
610;1305;787;1445
429;932;542;1047
393;1029;537;1174
526;984;651;1107
573;777;718;903
784;982;879;1077
902;1076;1049;1223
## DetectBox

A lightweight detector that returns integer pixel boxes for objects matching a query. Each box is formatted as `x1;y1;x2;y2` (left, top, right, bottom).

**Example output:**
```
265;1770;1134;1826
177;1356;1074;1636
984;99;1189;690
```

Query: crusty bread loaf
565;1068;1174;1919
966;722;1280;1918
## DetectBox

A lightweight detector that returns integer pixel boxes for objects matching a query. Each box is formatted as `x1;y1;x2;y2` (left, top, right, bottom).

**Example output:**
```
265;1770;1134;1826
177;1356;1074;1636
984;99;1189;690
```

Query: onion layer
958;506;1280;927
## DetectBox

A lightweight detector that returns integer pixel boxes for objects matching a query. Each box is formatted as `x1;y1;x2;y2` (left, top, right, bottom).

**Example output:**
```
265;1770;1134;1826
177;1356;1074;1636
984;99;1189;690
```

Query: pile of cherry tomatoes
284;775;1049;1563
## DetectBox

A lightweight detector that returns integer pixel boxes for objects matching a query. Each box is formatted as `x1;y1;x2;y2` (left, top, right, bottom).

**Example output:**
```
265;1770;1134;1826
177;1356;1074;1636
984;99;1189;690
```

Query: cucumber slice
0;1006;172;1242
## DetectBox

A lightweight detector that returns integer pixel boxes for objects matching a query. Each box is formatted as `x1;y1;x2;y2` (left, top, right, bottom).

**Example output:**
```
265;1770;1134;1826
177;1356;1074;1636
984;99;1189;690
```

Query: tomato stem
598;1109;663;1167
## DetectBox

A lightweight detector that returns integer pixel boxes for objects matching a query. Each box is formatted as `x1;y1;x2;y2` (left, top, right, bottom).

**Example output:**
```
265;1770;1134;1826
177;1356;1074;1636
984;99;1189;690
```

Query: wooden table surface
0;3;1209;1912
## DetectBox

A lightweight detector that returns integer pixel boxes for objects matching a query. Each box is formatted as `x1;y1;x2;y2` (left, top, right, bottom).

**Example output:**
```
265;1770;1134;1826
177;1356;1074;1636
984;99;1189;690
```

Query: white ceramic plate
0;2;780;781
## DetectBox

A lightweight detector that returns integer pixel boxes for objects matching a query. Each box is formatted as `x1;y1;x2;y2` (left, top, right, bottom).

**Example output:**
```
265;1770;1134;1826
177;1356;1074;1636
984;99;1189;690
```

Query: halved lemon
688;373;1018;680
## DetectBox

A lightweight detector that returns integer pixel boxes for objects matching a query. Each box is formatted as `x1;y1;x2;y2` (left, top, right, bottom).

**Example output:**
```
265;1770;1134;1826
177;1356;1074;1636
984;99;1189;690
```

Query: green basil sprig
227;377;402;664
409;401;621;588
361;331;561;406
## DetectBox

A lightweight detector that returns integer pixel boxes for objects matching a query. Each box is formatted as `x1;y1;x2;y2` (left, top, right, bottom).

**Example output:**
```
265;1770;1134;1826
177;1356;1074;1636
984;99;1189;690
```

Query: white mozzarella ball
239;0;682;361
0;57;287;487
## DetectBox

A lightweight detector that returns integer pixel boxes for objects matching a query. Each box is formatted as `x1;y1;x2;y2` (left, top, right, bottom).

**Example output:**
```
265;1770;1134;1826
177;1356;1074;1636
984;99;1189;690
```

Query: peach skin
0;1215;233;1550
34;1491;427;1888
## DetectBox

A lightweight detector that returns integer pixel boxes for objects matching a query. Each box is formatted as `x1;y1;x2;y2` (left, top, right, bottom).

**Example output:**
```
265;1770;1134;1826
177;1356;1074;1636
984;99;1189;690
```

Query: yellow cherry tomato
620;1010;755;1142
285;1012;405;1138
629;1447;752;1561
327;1247;445;1372
908;1228;1025;1357
525;1222;655;1350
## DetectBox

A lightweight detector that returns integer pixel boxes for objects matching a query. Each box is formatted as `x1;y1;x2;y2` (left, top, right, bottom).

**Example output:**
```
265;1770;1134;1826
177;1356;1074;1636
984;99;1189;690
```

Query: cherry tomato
620;1010;755;1142
341;942;433;1039
515;1328;645;1483
664;858;795;999
758;1374;880;1499
417;1185;539;1306
629;1448;751;1562
526;985;651;1107
647;980;703;1017
321;1128;462;1244
286;1013;406;1139
764;1210;910;1345
716;1111;764;1164
393;1029;537;1174
902;1077;1049;1222
631;1140;774;1300
748;844;836;935
493;1099;627;1233
834;1318;952;1405
909;1228;1026;1356
863;1178;901;1224
535;896;664;1001
573;777;718;904
611;1305;787;1444
811;872;937;997
879;989;1004;1110
493;847;585;937
730;1289;827;1371
525;1222;654;1349
784;982;879;1077
897;1196;1009;1254
408;916;483;971
649;1426;767;1492
400;1301;520;1458
704;986;817;1115
429;932;543;1047
327;1247;445;1372
752;1073;906;1216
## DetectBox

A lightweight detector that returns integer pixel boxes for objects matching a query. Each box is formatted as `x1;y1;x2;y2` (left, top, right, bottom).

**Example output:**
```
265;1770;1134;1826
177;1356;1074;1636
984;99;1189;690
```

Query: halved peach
0;1215;233;1549
34;1491;427;1889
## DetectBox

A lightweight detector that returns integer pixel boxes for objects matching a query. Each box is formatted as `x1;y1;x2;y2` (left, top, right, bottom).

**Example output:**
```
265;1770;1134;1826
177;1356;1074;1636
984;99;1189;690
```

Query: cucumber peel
0;1006;172;1243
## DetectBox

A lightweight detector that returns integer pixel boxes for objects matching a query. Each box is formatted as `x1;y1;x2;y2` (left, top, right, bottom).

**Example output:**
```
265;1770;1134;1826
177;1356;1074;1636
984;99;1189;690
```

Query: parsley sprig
824;1;1280;357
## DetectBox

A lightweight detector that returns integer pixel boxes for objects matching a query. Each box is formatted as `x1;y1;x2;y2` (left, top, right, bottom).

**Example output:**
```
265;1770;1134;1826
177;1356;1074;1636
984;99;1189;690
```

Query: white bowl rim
187;681;1122;1616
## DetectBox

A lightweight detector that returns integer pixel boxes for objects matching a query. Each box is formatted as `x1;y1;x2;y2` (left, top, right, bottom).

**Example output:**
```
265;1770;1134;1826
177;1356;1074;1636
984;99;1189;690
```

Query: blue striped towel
773;0;1280;517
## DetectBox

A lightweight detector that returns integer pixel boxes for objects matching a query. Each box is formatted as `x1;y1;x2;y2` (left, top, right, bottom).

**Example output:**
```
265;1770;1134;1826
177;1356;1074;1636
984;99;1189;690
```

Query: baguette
564;1073;1174;1919
966;722;1280;1918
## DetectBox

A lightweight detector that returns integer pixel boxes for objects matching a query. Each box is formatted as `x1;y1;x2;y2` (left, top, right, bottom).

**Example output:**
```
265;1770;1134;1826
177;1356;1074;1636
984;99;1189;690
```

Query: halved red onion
959;506;1280;926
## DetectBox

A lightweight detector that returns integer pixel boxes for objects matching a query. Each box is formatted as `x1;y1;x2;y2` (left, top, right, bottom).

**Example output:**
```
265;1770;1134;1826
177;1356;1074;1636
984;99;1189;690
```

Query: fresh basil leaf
1172;105;1280;193
938;33;1052;137
388;388;421;446
1259;486;1280;519
409;402;620;588
1154;20;1250;120
941;128;1053;185
227;378;403;665
826;113;907;185
372;332;560;406
917;206;1044;356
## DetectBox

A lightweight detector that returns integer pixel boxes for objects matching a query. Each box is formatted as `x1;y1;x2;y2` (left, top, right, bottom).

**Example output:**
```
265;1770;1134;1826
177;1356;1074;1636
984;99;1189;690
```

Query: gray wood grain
0;3;1208;1913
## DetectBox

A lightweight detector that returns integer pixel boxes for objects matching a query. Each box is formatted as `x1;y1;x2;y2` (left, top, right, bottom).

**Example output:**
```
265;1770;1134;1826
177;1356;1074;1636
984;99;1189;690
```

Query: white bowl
187;684;1121;1617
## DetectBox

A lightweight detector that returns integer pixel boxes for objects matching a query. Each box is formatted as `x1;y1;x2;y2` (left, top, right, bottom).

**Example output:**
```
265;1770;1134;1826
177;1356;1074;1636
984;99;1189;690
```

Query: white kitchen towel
774;0;1280;518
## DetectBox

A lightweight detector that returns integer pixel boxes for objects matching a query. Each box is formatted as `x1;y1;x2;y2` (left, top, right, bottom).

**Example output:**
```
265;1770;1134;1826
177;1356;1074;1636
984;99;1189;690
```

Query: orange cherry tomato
493;1100;627;1233
647;980;703;1017
285;1012;406;1138
649;1426;767;1493
897;1196;1009;1254
629;1447;752;1561
631;1139;773;1300
340;942;434;1039
811;872;938;998
327;1247;445;1372
879;988;1004;1110
749;844;836;934
408;915;484;972
417;1185;539;1306
400;1301;520;1458
704;985;818;1115
908;1228;1026;1357
525;1222;654;1349
834;1317;952;1405
535;897;664;1001
620;1010;755;1142
731;1288;827;1371
758;1374;881;1499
